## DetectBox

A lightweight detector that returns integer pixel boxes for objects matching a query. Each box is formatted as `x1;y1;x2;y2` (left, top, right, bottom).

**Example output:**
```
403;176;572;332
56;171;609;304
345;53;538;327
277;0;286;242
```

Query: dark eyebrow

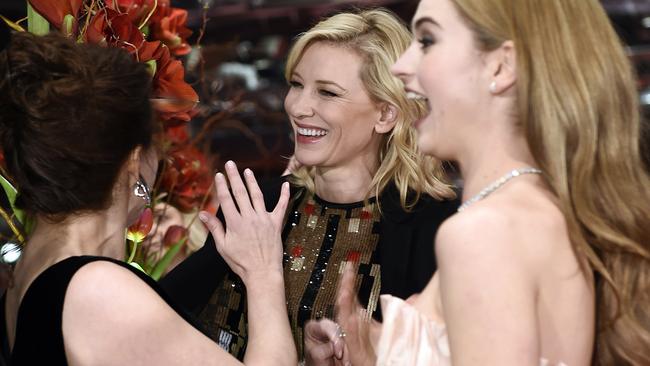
413;17;442;30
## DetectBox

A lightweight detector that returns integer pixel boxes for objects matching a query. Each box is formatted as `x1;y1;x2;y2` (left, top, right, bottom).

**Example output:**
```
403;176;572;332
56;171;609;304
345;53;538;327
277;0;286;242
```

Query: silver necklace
457;167;543;212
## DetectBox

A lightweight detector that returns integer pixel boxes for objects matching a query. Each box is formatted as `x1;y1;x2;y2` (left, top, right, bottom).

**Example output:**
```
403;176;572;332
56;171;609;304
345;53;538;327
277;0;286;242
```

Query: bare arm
199;161;296;365
436;209;540;366
63;162;296;366
63;261;244;366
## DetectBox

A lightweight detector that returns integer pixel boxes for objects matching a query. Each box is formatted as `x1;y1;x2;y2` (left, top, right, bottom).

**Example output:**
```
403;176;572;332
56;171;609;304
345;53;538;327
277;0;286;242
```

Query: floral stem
127;239;139;263
139;0;157;30
0;207;24;243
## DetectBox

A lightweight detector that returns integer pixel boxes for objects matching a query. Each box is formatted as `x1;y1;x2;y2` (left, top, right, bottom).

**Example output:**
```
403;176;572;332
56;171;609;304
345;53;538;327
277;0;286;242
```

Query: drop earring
133;174;152;207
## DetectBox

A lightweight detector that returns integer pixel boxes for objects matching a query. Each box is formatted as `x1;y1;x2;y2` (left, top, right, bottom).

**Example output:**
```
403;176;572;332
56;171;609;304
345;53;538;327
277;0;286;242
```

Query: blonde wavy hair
451;0;650;364
285;8;455;210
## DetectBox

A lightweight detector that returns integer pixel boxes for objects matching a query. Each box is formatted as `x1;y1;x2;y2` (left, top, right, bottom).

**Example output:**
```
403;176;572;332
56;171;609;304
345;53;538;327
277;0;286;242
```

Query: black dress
0;256;198;365
160;177;459;359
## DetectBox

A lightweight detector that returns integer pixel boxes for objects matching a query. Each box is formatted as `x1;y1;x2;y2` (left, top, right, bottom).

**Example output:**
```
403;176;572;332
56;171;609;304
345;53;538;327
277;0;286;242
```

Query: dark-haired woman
0;31;296;365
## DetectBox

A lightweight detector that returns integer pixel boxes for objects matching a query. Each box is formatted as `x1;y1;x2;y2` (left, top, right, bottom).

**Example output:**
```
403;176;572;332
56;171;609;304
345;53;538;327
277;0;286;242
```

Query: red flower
164;124;190;150
162;225;188;248
127;207;154;243
147;45;199;122
160;145;212;212
85;8;146;56
151;8;192;56
28;0;83;32
106;0;163;26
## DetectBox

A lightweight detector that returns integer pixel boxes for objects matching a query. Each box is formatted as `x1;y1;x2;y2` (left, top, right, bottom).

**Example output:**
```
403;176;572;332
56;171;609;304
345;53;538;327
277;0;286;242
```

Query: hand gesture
333;262;379;366
199;161;290;284
304;318;348;366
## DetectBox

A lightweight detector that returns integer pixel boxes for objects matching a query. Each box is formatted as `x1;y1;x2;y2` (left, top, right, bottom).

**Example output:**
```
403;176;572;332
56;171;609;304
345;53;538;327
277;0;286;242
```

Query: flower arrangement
0;0;217;279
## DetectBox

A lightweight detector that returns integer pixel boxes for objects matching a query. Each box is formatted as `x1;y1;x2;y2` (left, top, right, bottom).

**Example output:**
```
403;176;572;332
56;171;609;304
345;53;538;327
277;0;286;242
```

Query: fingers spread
224;161;253;214
243;168;266;212
198;211;225;248
215;172;239;222
272;182;291;226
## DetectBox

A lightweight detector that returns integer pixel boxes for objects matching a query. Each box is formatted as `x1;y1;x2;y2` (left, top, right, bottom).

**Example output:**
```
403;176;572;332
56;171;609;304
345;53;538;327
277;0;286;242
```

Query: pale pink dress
375;295;567;366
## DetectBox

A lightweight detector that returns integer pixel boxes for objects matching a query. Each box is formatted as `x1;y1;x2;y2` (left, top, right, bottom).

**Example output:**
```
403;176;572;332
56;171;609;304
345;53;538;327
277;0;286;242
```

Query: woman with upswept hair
161;8;459;362
0;31;297;365
306;0;650;365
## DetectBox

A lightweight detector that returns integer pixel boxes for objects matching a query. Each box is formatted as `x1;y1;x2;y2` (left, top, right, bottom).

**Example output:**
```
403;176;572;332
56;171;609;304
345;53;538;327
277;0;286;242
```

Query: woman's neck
313;159;378;204
459;131;539;202
22;206;129;265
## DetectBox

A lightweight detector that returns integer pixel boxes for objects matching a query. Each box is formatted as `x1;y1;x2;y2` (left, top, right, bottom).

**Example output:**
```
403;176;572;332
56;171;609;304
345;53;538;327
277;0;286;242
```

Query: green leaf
150;238;186;281
0;174;25;225
27;2;49;36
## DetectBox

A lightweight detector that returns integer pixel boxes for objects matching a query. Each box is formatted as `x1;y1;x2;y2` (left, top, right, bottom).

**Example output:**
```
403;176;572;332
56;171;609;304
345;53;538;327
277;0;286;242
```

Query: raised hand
199;161;290;284
333;262;379;366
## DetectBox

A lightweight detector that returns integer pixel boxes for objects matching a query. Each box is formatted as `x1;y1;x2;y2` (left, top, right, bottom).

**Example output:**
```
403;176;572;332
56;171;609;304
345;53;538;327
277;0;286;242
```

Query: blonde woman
308;0;650;365
161;8;458;361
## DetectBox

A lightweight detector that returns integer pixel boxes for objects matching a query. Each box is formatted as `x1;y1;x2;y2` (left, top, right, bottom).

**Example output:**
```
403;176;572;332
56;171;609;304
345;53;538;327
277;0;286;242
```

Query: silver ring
335;324;347;338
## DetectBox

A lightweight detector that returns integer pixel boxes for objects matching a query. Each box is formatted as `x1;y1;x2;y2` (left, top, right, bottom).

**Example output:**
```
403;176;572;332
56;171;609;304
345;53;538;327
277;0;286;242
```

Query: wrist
242;269;284;289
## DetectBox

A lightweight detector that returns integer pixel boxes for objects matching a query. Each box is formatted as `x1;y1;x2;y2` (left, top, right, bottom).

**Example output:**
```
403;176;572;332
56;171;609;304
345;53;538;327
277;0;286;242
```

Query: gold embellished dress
198;193;383;358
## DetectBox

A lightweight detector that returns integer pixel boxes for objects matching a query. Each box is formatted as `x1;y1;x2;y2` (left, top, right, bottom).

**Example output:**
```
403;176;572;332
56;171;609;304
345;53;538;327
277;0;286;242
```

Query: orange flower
28;0;83;32
151;8;192;56
127;207;154;243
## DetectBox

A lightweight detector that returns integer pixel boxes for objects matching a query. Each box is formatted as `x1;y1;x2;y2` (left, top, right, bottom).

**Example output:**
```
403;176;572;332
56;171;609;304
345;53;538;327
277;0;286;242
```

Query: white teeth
297;127;328;137
406;91;427;101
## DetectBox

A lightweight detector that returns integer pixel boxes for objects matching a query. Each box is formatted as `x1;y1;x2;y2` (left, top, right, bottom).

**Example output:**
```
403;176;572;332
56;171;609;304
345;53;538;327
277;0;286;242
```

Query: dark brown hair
0;32;154;218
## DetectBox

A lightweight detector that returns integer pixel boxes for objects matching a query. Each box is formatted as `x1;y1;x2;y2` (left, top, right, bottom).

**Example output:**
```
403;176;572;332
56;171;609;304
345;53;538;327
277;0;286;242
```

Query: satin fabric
375;295;567;366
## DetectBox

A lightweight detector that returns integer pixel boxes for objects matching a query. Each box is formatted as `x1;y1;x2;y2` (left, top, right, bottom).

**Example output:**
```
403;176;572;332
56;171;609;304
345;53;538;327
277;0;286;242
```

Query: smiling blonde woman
161;8;459;362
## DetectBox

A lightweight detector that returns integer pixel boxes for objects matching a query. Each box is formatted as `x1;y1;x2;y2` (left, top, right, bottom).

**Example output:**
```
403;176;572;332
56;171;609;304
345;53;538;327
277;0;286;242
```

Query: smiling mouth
406;91;431;114
296;127;329;137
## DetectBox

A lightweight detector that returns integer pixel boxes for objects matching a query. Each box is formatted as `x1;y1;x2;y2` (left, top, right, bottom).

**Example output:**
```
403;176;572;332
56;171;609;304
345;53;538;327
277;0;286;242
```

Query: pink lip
293;121;329;144
293;122;328;130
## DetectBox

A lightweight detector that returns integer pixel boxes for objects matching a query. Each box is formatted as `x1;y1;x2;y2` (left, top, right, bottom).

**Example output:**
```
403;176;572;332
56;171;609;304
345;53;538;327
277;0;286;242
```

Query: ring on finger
335;324;347;338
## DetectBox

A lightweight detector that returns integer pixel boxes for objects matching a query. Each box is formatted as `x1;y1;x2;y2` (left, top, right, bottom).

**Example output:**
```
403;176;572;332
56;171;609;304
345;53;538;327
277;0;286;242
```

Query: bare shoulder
436;182;570;274
62;260;233;365
64;260;158;307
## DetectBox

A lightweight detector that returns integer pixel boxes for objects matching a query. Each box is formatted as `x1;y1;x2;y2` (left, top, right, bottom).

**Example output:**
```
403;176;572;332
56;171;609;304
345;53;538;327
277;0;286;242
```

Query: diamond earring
133;174;152;207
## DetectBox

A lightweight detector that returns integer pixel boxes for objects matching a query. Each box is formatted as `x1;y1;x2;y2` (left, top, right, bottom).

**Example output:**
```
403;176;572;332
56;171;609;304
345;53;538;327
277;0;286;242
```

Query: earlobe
375;104;398;134
490;40;517;94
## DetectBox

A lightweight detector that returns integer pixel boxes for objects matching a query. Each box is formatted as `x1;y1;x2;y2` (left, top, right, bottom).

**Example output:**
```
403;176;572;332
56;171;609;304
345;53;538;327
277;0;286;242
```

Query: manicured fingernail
336;348;343;359
226;160;235;168
244;168;253;176
216;172;224;180
199;212;209;222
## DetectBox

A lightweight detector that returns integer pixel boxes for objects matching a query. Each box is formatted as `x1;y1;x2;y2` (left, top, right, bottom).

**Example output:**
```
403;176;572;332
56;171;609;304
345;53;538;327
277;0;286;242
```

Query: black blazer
160;177;459;317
